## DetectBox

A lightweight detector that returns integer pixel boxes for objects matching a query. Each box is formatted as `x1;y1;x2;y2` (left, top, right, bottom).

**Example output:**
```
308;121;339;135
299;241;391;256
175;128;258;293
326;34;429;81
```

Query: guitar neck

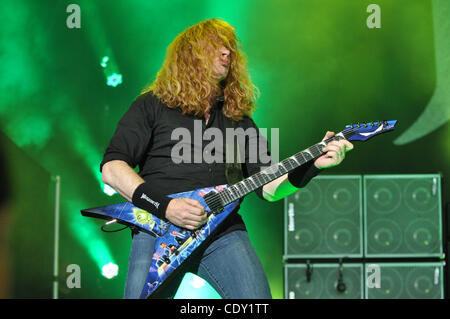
216;132;347;206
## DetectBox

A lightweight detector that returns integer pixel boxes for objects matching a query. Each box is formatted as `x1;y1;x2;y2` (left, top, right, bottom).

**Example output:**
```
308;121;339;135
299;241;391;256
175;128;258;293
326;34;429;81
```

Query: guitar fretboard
205;131;350;211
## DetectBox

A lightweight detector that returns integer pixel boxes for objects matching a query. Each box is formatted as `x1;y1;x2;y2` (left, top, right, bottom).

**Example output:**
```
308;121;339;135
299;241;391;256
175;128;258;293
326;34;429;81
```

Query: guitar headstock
342;120;398;141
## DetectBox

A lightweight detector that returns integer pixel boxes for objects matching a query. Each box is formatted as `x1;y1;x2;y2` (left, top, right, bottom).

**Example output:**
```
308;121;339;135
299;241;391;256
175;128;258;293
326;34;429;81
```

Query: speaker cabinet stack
284;174;445;299
284;263;364;299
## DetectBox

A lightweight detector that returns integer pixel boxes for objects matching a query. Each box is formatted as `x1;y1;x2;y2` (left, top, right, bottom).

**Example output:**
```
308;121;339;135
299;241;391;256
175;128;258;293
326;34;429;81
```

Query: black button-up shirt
101;91;273;234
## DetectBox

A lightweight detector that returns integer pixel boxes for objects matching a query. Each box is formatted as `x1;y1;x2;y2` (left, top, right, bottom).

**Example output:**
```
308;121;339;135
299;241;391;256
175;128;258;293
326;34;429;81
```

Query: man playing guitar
101;18;353;298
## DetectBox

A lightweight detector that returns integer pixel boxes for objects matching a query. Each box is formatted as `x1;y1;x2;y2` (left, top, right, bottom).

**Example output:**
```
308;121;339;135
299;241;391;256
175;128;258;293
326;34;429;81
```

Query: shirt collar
213;96;224;110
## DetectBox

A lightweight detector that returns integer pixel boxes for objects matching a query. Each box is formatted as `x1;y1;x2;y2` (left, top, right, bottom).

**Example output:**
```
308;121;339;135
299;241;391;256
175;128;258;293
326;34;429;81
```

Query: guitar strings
203;124;376;209
204;126;359;209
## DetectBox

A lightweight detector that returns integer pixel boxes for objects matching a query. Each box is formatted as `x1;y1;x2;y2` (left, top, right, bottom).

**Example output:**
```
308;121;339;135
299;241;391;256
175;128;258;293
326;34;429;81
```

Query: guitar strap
224;119;244;185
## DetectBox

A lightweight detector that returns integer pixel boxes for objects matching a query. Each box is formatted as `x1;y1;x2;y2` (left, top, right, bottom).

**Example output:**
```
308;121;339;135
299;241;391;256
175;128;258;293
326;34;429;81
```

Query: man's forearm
102;160;306;204
261;161;323;202
101;160;145;202
262;174;299;202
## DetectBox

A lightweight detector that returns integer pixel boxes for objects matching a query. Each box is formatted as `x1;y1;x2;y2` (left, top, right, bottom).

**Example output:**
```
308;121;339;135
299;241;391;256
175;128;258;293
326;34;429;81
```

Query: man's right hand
165;198;208;230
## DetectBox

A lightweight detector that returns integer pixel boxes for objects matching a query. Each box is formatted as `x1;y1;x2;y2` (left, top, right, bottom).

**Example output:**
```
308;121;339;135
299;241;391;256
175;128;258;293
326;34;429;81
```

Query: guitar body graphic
81;184;239;298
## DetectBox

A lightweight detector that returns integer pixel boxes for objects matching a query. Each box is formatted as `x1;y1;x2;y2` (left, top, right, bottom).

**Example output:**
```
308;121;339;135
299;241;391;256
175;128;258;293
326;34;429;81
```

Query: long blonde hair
143;18;259;121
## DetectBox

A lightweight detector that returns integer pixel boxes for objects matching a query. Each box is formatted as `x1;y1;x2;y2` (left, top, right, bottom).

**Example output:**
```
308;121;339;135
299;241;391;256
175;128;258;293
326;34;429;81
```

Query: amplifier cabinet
365;262;444;299
284;176;363;258
364;174;443;257
284;263;364;299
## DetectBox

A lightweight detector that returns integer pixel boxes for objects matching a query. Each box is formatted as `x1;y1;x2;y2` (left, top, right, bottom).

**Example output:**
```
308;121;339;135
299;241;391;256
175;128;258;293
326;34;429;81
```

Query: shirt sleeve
100;93;155;172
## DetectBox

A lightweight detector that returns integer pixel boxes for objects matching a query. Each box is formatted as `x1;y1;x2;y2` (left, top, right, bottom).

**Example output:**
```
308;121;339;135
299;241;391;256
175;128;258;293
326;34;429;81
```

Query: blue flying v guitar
81;120;397;298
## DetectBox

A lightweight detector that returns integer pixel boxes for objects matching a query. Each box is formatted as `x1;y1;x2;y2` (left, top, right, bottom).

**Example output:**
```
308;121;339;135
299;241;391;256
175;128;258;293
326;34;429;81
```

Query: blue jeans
124;229;272;299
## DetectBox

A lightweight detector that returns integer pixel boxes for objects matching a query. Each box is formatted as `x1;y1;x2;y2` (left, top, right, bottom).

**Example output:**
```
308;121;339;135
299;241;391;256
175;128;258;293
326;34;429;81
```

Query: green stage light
81;1;123;88
100;56;109;68
100;55;123;87
66;200;115;273
103;183;117;196
174;272;221;299
106;73;123;87
102;262;119;279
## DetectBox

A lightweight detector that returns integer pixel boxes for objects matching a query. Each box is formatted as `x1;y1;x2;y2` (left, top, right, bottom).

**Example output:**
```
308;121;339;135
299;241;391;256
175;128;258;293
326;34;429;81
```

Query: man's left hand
314;131;354;169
